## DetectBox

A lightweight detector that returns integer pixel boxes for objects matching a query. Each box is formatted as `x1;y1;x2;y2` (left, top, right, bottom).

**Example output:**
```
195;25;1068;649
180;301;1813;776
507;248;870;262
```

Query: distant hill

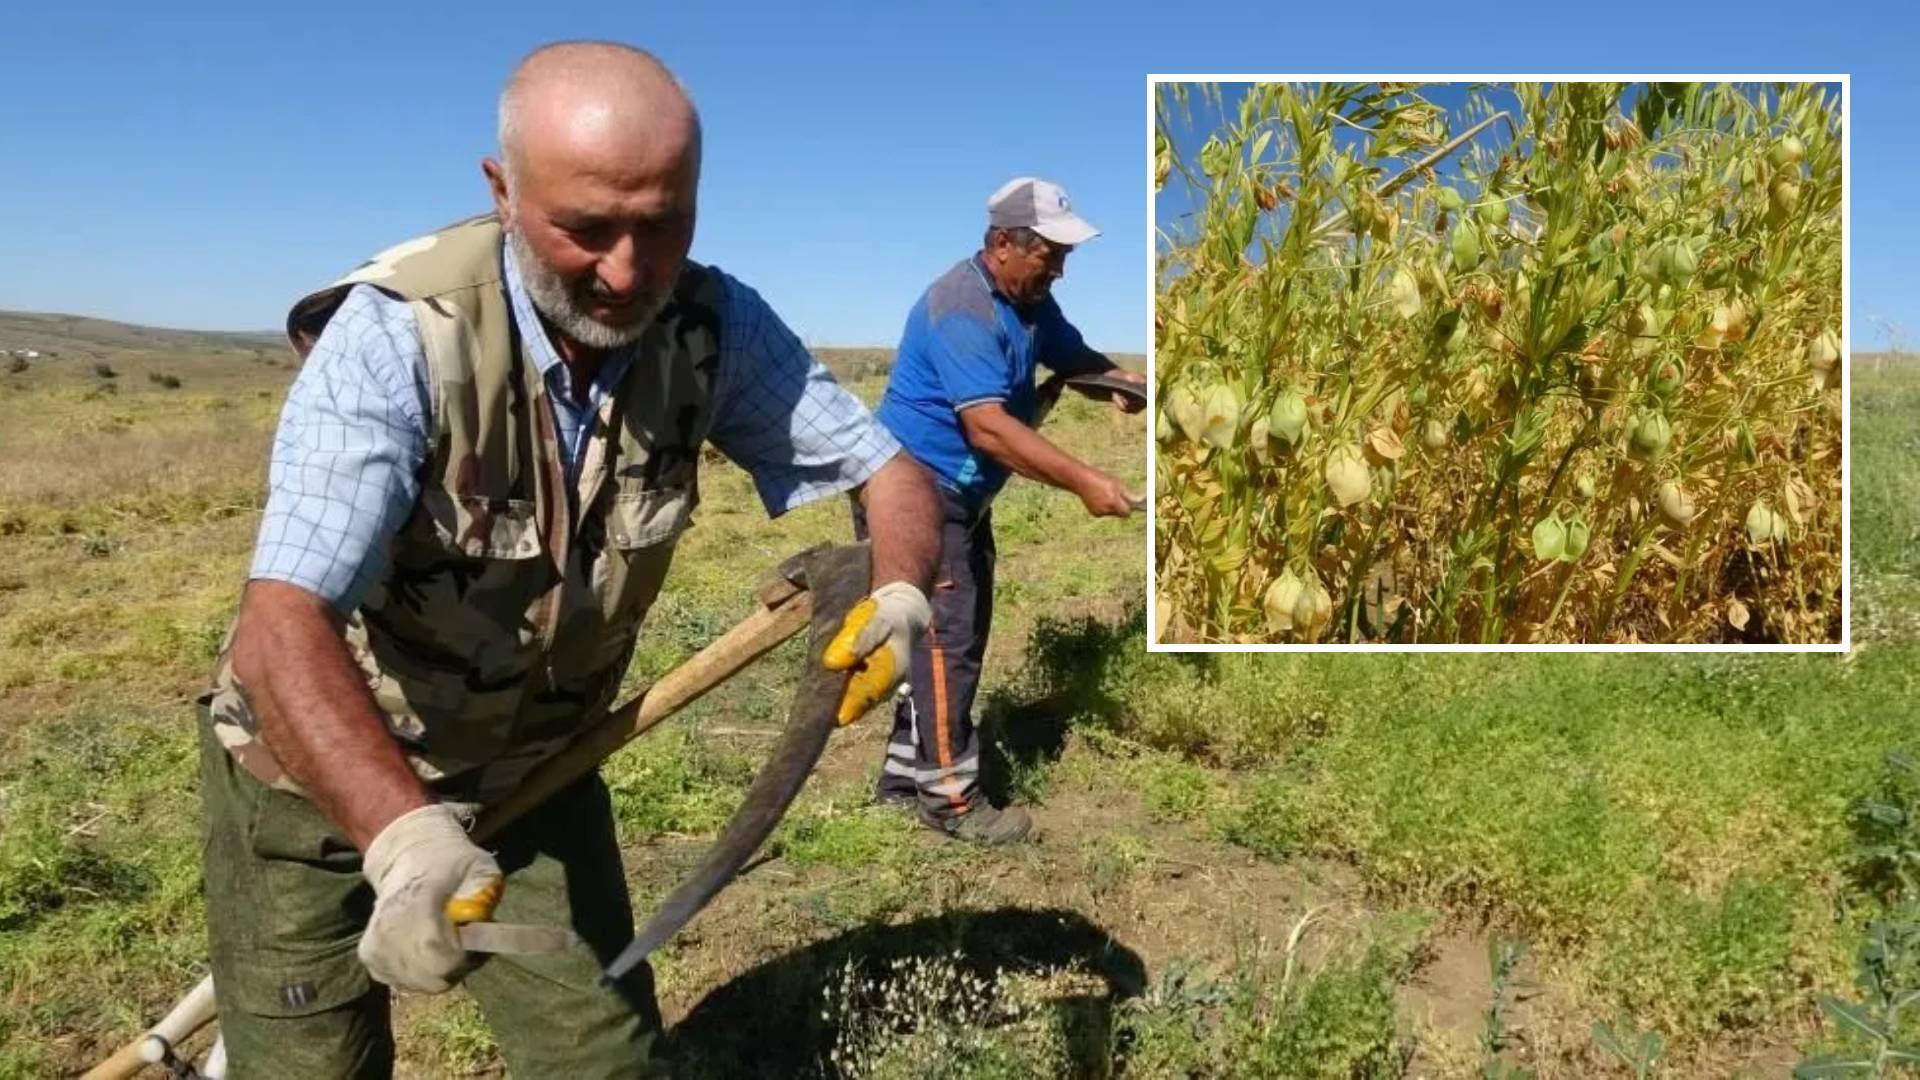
0;309;1147;370
0;310;284;355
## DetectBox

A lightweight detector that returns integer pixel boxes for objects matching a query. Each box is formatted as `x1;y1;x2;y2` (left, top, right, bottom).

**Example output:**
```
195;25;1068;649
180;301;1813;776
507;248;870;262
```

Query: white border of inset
1145;74;1850;654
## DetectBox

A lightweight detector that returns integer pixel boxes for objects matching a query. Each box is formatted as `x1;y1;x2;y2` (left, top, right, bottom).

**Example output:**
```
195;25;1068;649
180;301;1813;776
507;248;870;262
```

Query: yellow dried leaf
1784;476;1814;526
1727;599;1750;630
1364;426;1405;464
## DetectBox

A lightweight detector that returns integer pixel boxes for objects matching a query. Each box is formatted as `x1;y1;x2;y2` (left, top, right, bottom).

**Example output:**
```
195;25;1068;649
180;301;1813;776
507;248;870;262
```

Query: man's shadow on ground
669;906;1147;1077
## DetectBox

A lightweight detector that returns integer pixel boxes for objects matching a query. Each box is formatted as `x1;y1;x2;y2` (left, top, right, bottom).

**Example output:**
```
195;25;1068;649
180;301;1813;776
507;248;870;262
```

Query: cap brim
1033;216;1100;246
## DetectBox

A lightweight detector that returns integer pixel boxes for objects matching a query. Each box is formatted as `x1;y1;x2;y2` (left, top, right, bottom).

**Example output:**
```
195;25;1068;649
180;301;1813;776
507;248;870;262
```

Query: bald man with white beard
195;41;939;1077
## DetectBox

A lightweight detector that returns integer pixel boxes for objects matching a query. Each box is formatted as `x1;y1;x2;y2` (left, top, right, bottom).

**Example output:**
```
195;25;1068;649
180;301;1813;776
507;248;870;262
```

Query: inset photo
1151;79;1845;648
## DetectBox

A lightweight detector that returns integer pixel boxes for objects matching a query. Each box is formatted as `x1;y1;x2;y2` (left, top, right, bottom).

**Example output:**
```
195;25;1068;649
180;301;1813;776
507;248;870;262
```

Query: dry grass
0;338;1152;1078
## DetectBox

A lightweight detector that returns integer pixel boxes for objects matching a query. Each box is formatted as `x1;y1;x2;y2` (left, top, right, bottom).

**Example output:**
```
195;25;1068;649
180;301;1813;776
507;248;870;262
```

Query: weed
600;727;750;840
1214;769;1313;861
1592;1017;1665;1078
1080;832;1153;895
1795;752;1920;1076
1114;923;1412;1078
1142;756;1215;822
774;801;917;871
1481;939;1530;1076
821;952;1081;1079
1847;752;1920;901
404;993;499;1075
1599;876;1803;1033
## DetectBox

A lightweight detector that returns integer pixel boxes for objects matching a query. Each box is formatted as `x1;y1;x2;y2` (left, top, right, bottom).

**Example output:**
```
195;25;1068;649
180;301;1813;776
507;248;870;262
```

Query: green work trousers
197;712;667;1078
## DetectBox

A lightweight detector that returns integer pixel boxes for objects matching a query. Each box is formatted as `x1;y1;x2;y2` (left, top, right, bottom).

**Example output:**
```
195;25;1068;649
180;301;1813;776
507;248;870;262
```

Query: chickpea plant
1153;82;1842;644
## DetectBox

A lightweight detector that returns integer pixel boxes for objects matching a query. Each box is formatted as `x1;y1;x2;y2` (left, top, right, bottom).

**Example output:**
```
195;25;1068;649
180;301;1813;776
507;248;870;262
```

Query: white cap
986;177;1099;246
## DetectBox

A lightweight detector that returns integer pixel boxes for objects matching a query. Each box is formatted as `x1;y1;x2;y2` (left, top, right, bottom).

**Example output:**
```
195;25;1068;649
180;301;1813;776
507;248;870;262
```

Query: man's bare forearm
229;580;431;851
855;453;940;591
961;403;1096;494
1065;348;1120;383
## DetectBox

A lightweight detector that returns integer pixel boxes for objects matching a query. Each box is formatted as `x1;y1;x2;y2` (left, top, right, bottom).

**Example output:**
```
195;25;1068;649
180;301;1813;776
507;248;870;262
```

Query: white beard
507;226;672;350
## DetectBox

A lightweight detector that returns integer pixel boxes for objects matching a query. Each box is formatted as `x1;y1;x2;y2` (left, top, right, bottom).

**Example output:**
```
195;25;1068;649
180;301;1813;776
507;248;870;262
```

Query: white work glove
822;580;932;726
358;803;503;993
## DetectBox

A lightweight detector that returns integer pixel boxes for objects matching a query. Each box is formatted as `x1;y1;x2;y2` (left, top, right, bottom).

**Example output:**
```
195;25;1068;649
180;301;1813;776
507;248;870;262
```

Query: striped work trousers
852;486;993;820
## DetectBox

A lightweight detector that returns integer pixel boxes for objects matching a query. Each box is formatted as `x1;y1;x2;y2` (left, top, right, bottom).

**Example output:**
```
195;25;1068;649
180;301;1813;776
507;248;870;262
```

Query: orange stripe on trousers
927;623;966;813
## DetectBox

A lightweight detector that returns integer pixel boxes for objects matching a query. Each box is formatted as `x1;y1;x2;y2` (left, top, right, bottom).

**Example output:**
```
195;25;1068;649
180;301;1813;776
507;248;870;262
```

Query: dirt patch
636;731;1376;1044
625;716;1827;1077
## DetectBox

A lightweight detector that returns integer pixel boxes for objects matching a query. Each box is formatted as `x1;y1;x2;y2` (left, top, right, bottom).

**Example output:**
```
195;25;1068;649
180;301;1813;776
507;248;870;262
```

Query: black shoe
919;802;1033;846
874;789;918;812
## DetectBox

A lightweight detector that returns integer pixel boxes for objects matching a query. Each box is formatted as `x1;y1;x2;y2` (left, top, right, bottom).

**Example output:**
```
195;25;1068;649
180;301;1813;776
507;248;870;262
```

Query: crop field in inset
1154;82;1843;645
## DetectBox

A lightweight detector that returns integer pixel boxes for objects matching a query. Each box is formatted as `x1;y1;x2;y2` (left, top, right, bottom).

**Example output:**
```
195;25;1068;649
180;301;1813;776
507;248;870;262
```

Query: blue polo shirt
875;255;1104;505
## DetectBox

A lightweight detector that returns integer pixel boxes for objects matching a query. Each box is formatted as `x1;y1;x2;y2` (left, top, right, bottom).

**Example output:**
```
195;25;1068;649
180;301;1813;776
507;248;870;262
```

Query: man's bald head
496;41;701;187
483;41;704;353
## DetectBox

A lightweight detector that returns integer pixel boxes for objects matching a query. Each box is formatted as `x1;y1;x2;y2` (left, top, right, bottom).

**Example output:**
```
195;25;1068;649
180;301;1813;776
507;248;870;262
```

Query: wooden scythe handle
474;570;815;840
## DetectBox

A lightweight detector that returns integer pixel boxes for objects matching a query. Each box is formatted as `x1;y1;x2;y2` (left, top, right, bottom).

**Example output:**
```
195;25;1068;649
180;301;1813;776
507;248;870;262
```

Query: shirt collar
970;251;1048;322
969;252;1011;306
501;238;639;404
502;239;564;378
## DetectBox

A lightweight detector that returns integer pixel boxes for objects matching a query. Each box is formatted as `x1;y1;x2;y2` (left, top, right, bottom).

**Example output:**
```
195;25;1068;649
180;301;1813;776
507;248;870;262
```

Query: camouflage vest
203;215;723;804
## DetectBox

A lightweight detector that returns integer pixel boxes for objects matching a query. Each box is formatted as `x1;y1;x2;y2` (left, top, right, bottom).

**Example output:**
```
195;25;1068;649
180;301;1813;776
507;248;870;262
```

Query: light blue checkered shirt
249;245;900;612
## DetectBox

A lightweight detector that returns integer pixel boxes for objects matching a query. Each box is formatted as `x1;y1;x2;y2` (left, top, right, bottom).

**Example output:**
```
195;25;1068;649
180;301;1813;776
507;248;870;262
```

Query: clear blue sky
0;1;1910;353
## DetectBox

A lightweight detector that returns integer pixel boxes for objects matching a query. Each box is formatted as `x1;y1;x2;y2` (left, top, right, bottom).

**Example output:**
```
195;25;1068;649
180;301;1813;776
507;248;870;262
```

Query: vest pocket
582;486;697;674
607;486;697;549
418;489;543;560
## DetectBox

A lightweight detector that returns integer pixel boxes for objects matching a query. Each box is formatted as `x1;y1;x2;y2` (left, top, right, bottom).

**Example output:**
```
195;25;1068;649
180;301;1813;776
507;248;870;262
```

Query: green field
1;345;1915;1077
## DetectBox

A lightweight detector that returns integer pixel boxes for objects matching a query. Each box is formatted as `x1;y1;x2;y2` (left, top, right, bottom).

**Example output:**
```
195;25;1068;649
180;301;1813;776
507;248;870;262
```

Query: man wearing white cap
855;177;1144;845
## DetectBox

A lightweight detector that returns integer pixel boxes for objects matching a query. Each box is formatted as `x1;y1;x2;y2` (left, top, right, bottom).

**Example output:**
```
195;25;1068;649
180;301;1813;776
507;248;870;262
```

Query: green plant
1112;915;1409;1078
820;952;1079;1079
408;993;498;1074
598;728;749;840
1143;756;1214;821
1592;1017;1664;1077
1793;908;1920;1076
1481;938;1534;1078
773;801;915;871
1849;752;1920;901
1795;753;1920;1076
1080;832;1153;894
